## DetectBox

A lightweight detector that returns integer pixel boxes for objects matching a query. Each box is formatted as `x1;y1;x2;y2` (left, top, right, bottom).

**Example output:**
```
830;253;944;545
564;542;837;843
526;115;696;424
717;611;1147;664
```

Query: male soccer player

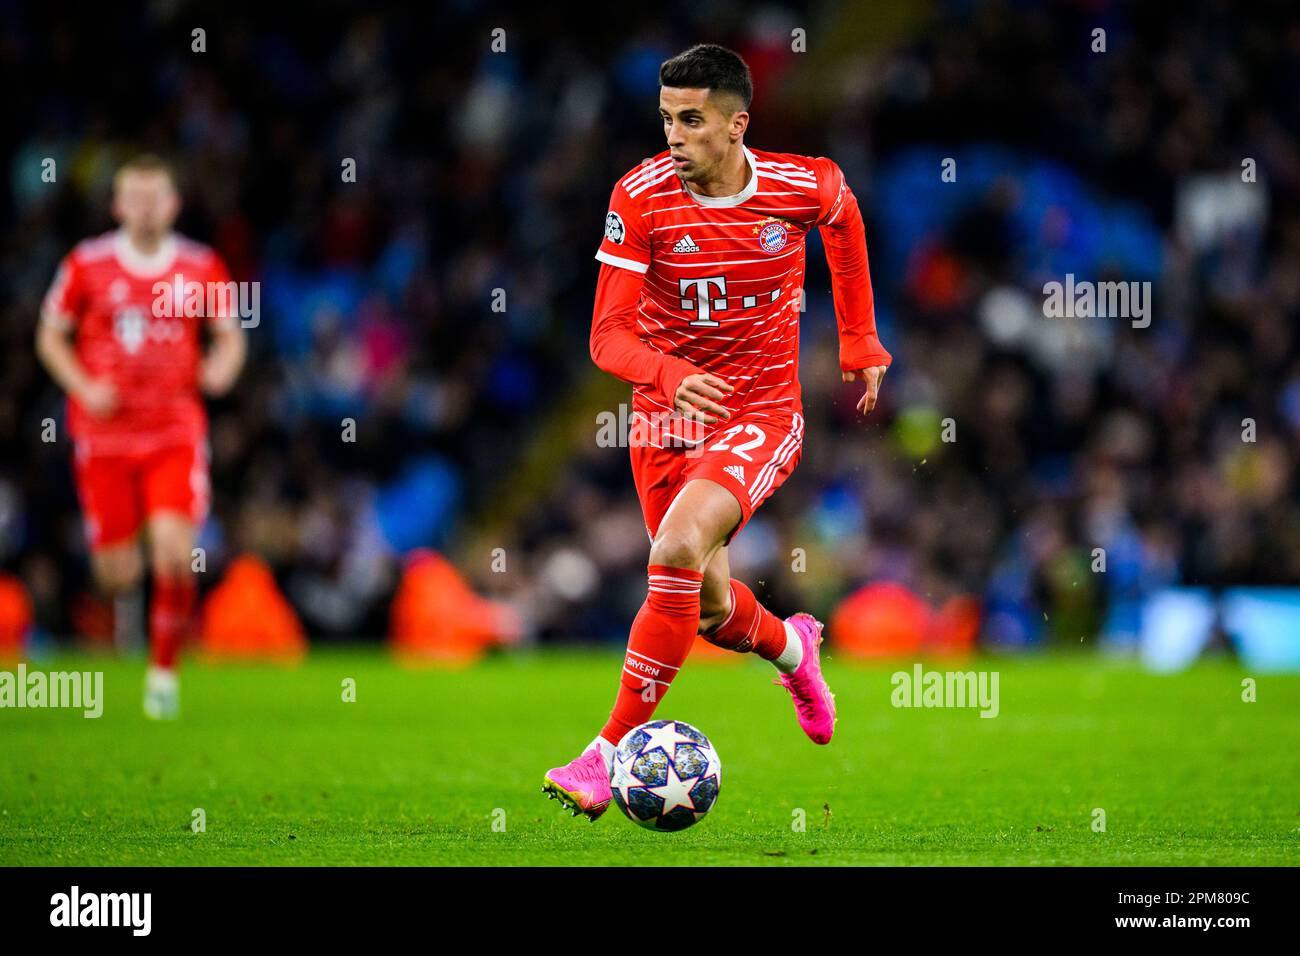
36;154;247;719
542;45;891;819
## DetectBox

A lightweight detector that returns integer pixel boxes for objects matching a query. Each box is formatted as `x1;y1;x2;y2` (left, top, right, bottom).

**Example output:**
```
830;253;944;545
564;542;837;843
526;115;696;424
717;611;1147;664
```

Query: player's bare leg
89;541;147;655
142;511;197;720
696;523;837;744
695;544;732;636
543;478;739;820
91;540;144;596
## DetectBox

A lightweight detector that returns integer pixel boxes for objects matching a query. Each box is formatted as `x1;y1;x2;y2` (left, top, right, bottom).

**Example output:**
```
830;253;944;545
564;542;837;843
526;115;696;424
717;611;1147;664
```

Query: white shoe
143;666;180;720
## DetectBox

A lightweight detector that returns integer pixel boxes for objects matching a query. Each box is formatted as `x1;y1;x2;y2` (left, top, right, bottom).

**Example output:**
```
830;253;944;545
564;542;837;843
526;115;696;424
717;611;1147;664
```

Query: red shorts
72;441;210;550
630;410;804;546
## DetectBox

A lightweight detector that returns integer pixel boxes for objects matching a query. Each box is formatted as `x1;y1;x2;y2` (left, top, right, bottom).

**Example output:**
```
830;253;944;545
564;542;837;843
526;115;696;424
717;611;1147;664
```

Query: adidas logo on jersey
724;464;746;486
672;234;701;253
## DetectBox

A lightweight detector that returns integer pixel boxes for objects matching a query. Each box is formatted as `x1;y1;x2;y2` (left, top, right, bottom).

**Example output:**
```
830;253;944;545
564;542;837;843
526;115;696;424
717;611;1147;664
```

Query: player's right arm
590;179;733;424
35;254;116;417
589;265;733;424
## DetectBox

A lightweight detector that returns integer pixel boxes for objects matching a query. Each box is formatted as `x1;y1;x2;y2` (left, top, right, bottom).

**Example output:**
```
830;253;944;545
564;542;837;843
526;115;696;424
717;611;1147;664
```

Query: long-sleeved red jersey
589;146;890;443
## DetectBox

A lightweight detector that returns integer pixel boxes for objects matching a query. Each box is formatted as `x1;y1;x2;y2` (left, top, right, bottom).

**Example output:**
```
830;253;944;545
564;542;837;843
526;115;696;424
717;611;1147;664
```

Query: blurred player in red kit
543;45;891;819
36;155;247;719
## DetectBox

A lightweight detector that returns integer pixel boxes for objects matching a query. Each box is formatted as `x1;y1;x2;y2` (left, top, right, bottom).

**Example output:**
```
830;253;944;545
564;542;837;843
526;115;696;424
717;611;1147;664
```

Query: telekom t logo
679;276;726;327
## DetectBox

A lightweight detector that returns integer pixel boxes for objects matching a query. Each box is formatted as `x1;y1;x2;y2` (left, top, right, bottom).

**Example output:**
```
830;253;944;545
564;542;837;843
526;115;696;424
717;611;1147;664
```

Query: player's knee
94;551;143;595
648;529;707;572
99;566;141;595
150;546;192;580
148;537;188;578
148;519;196;579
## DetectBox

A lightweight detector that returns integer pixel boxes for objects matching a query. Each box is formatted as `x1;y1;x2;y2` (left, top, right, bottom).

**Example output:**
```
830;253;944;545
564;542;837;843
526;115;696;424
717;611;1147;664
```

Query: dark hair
659;44;752;111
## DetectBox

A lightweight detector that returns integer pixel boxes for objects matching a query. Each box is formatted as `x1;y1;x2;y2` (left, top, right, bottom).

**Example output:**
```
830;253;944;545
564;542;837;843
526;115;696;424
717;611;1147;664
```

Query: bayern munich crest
757;219;790;254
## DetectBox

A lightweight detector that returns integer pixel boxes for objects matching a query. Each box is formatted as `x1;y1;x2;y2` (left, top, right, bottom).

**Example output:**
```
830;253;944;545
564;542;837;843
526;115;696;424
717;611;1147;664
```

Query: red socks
149;575;196;670
598;570;790;746
701;579;788;661
599;564;704;746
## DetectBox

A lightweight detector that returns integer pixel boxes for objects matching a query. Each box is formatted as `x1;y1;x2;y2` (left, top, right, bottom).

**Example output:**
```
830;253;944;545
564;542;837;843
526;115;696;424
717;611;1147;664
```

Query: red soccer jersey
591;146;891;444
42;230;234;456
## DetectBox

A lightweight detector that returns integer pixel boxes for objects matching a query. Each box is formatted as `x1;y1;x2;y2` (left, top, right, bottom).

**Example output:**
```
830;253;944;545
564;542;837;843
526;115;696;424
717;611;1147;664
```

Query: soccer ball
610;719;722;831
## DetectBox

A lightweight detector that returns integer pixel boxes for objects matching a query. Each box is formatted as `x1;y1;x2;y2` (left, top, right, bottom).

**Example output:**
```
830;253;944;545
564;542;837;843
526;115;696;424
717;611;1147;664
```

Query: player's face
659;87;747;184
112;170;180;240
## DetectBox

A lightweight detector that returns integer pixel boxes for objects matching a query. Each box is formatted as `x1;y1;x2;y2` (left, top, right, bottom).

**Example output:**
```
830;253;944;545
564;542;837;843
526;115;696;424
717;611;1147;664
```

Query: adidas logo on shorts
724;464;746;486
672;234;701;253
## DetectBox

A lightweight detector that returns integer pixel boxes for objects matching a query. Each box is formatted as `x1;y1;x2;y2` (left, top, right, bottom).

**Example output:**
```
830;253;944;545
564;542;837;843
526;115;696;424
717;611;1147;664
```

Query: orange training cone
390;549;521;666
199;555;307;663
0;573;33;662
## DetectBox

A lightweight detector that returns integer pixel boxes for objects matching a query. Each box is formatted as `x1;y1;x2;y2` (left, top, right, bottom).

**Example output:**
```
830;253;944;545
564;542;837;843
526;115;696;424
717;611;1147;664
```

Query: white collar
684;145;758;207
113;229;178;278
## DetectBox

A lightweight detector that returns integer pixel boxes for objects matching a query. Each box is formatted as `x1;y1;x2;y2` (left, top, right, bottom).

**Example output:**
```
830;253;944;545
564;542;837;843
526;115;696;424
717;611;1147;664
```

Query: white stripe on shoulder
756;168;817;191
757;158;816;174
756;160;815;179
756;167;815;184
622;158;673;191
76;233;118;260
627;164;679;197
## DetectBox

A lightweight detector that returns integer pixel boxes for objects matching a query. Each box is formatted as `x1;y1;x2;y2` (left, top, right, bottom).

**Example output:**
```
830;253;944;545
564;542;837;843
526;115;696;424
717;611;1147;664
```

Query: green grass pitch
1;649;1296;865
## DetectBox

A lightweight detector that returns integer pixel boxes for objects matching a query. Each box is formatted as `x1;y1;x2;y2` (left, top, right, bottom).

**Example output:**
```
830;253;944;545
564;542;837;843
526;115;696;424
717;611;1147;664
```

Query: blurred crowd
1;0;1297;650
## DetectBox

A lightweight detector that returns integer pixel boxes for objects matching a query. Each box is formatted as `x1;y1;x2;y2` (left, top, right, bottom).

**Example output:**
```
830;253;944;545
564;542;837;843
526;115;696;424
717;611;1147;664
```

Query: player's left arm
199;256;247;397
813;157;892;416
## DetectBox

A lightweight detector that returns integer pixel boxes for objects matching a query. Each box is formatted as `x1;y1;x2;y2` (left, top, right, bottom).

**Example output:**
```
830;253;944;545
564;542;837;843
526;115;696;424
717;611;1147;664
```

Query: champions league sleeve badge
604;211;626;244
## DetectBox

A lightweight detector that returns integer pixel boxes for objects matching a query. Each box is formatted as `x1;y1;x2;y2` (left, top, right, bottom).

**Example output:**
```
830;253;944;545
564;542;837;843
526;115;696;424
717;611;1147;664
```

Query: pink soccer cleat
541;748;612;822
776;613;837;744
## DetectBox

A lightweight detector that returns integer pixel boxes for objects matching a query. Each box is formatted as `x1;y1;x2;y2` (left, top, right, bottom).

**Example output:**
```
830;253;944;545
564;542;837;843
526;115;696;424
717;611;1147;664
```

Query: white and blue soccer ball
610;719;722;831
